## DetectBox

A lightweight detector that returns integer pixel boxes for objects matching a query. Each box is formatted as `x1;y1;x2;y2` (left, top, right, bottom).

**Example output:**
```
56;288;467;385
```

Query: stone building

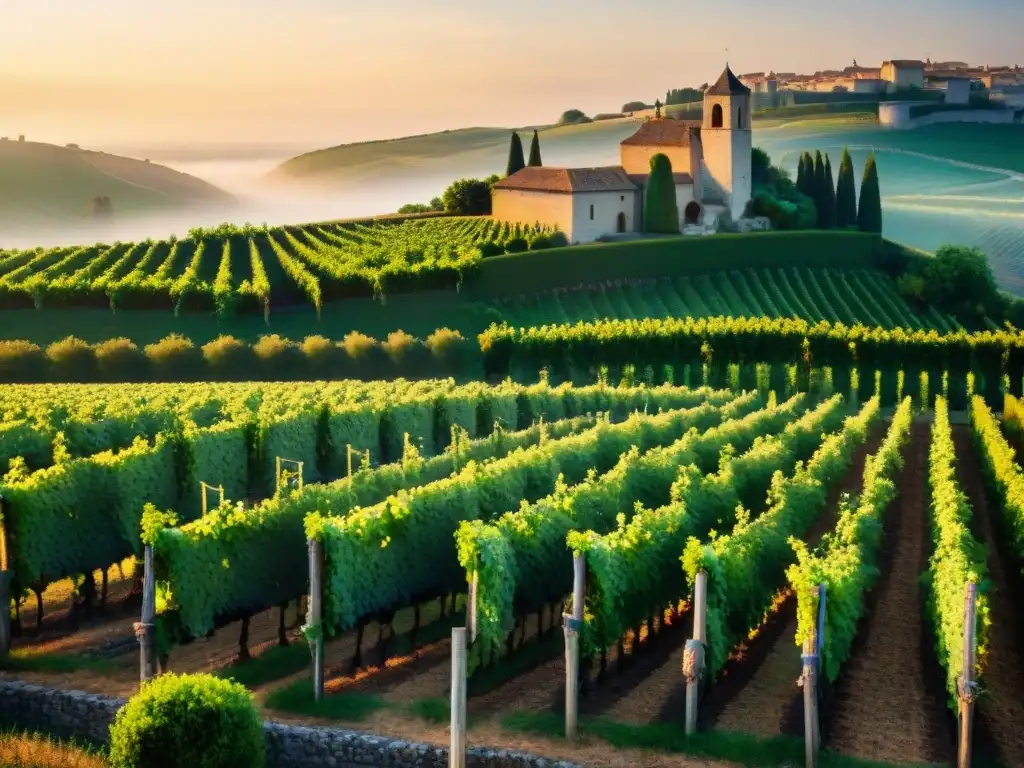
491;65;752;244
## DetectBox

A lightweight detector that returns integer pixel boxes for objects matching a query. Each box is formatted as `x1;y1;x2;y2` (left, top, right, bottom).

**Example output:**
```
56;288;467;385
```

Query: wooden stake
467;570;478;643
307;538;324;702
958;582;978;768
684;570;708;735
135;544;157;682
564;554;585;741
801;584;823;768
450;627;468;768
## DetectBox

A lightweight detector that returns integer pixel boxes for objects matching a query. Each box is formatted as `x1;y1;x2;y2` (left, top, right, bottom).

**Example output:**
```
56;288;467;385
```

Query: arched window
711;104;724;128
737;107;743;128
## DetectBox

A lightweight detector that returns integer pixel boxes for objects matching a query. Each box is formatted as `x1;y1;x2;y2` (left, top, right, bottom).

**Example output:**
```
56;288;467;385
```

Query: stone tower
700;65;752;220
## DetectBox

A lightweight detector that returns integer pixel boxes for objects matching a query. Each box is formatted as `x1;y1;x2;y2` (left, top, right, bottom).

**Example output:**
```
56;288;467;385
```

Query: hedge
0;329;478;384
467;231;884;298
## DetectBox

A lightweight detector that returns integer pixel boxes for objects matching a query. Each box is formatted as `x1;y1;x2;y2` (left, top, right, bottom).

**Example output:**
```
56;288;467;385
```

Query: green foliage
643;154;679;234
571;393;852;659
441;178;496;215
749;148;816;231
786;397;912;684
917;245;1000;319
310;385;739;637
621;101;649;113
558;109;590;125
108;673;265;768
683;396;880;677
458;390;751;658
813;151;827;228
835;147;858;228
923;396;989;708
822;155;837;230
506;132;526;177
857;152;883;234
971;394;1024;584
527;130;542;167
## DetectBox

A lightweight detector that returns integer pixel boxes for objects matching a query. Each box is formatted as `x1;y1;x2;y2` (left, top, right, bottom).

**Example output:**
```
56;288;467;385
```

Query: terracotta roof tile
620;120;701;147
707;65;751;95
493;166;637;194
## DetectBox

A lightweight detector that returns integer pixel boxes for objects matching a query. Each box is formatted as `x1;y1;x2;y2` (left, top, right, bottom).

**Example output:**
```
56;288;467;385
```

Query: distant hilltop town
739;60;1024;109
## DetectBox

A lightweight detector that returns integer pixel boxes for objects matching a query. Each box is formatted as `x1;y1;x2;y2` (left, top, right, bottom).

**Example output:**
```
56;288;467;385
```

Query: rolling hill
0;139;233;224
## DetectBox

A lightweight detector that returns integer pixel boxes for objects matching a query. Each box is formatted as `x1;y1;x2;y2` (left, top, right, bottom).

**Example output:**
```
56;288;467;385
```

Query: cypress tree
835;147;858;228
798;151;815;199
857;152;883;233
644;153;679;234
796;154;807;194
813;150;827;227
823;154;837;229
505;131;526;177
527;130;542;167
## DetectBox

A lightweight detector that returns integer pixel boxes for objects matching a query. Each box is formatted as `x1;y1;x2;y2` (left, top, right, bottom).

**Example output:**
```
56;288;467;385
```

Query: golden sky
0;0;1019;149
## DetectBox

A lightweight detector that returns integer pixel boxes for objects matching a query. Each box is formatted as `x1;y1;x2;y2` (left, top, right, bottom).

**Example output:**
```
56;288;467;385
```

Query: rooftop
884;59;926;69
492;166;636;194
707;65;751;96
620;119;701;147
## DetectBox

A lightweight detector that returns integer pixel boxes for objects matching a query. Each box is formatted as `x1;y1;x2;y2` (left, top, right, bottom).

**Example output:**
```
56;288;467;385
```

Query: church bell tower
700;64;752;221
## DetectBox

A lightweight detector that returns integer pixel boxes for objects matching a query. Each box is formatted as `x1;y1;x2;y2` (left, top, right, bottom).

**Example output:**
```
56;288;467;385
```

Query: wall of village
879;102;1017;129
569;190;636;243
491;189;573;238
0;680;580;768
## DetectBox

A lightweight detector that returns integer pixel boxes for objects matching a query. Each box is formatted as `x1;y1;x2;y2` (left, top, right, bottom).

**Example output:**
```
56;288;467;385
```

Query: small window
620;195;625;201
590;204;595;220
737;107;743;128
711;103;724;128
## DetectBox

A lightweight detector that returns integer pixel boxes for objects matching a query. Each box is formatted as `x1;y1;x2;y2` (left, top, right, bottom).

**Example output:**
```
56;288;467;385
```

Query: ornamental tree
857;152;883;233
505;132;526;177
822;154;837;229
644;153;679;234
528;130;542;167
835;147;858;228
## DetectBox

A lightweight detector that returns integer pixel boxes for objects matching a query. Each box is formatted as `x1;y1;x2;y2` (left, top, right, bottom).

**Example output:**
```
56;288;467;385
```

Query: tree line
795;148;882;233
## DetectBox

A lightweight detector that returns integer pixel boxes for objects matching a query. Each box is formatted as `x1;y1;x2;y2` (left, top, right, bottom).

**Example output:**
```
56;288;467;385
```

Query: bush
95;338;148;381
0;340;47;382
504;237;529;254
108;673;265;768
144;335;203;381
253;334;305;380
382;330;430;374
426;328;472;374
341;331;387;378
46;337;96;381
301;335;344;379
201;335;254;380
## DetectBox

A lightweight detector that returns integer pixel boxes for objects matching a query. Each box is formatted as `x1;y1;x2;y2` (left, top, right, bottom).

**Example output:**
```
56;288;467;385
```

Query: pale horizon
1;0;1021;152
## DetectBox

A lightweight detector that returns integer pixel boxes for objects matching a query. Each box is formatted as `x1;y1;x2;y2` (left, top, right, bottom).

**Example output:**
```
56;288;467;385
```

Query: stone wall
0;681;579;768
879;102;1017;129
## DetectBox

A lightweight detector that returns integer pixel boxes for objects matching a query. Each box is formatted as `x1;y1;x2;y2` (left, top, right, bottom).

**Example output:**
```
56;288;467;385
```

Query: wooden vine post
958;582;978;768
684;570;708;735
0;504;11;656
306;538;324;702
449;627;468;768
467;570;478;644
563;554;586;741
134;543;157;682
276;457;304;496
800;584;825;768
200;482;225;515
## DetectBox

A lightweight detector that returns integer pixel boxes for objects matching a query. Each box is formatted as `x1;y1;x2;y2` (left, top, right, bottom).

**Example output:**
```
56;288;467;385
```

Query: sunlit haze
2;0;1020;151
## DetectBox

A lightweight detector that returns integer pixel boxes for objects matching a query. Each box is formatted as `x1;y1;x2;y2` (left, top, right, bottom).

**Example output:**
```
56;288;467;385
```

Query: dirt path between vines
704;423;885;737
954;426;1024;768
823;423;953;764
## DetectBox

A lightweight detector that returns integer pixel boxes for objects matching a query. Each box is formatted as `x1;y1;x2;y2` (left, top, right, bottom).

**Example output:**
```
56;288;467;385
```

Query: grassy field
0;140;231;225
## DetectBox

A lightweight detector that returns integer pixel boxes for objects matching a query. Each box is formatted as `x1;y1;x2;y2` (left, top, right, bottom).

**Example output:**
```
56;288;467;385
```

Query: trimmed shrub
201;335;255;380
95;337;148;381
504;237;529;254
108;672;265;768
0;340;47;382
252;334;305;380
426;328;472;375
382;329;430;374
301;335;344;379
46;336;96;381
144;335;204;381
341;331;387;379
